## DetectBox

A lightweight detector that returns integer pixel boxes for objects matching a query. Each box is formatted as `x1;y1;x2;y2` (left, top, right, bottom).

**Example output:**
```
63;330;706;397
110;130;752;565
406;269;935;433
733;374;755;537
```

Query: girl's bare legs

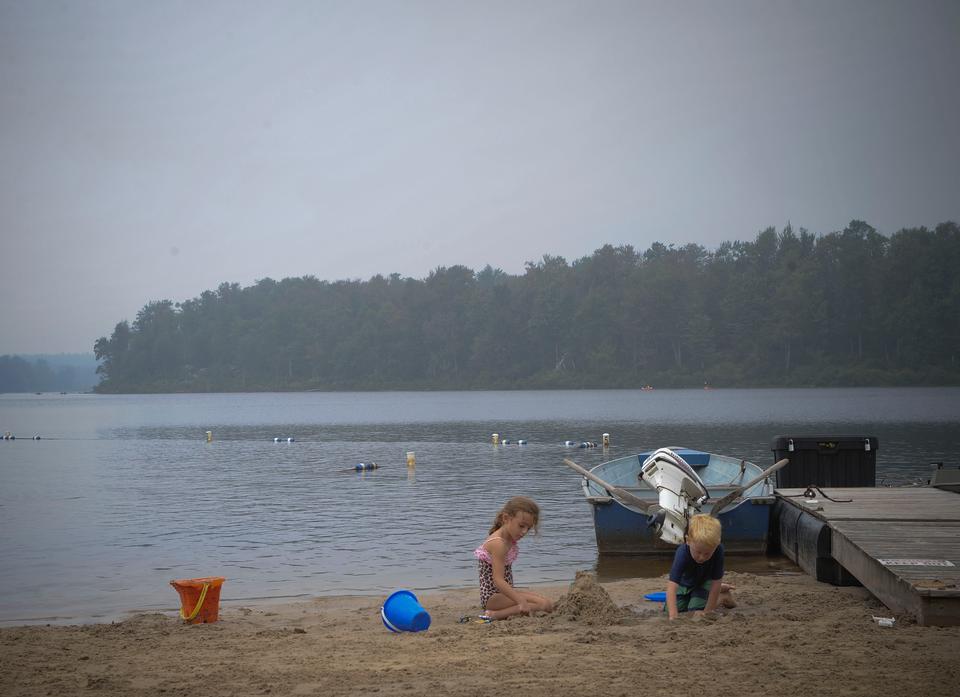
483;590;554;620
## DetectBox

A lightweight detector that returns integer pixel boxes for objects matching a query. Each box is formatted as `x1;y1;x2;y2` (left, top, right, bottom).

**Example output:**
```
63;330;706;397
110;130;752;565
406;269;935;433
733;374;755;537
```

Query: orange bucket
170;577;226;624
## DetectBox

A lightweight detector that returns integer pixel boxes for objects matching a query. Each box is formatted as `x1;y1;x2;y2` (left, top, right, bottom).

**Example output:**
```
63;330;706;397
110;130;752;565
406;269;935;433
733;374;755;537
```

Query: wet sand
2;571;958;696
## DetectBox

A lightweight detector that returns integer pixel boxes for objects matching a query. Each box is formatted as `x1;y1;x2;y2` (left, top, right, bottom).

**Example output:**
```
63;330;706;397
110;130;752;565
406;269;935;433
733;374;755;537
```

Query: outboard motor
640;448;710;545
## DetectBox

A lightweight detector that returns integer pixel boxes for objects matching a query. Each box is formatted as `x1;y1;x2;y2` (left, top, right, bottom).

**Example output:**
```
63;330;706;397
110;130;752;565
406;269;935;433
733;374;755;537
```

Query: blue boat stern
589;495;774;556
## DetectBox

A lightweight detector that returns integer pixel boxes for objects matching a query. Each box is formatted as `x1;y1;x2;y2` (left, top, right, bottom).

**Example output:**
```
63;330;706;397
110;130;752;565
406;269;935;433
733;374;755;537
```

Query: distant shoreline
5;380;958;396
90;380;960;395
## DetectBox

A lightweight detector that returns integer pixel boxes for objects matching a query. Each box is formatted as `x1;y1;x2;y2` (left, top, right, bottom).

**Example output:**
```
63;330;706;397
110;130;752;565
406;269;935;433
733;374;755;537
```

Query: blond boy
666;514;736;619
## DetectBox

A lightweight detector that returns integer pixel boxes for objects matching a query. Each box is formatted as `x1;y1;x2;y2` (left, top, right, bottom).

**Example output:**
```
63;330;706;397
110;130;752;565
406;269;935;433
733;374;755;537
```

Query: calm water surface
1;388;958;625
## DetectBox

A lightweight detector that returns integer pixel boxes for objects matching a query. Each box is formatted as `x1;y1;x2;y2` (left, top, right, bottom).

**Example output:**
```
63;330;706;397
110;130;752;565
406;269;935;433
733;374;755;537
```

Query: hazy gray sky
1;0;958;354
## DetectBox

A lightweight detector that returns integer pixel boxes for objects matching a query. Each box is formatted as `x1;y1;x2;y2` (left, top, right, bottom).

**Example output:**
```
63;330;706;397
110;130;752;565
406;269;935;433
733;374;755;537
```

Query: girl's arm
666;580;680;620
702;577;723;613
487;538;530;613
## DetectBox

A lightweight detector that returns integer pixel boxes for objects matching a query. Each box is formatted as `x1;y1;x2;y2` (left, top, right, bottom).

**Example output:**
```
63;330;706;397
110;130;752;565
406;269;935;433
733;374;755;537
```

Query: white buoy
287;437;294;443
517;439;527;445
273;437;281;443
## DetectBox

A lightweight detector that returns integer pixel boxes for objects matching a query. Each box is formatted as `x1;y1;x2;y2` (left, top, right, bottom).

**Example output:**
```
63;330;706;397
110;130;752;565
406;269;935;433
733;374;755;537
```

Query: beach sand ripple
1;572;958;696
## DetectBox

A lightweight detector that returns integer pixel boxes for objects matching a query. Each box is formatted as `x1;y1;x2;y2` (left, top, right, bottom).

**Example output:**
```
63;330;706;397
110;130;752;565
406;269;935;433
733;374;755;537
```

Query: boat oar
562;458;658;515
710;458;789;517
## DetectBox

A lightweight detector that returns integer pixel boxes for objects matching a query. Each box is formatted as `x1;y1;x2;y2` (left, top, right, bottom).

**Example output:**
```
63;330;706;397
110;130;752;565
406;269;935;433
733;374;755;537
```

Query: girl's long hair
489;496;540;534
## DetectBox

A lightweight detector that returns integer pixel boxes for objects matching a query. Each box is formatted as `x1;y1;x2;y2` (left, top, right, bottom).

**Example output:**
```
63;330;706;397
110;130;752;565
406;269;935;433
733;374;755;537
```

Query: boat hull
582;448;775;556
588;495;774;555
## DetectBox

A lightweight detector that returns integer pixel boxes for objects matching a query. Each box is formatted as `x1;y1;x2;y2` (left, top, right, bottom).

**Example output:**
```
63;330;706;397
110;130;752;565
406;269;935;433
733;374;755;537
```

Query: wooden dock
775;487;960;626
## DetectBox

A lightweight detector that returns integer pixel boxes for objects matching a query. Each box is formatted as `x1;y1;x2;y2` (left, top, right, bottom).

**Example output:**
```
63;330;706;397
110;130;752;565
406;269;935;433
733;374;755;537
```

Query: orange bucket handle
179;582;211;622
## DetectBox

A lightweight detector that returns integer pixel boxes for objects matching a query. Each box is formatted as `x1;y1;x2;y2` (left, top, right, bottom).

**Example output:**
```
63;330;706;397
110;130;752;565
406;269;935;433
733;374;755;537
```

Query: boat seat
637;450;710;467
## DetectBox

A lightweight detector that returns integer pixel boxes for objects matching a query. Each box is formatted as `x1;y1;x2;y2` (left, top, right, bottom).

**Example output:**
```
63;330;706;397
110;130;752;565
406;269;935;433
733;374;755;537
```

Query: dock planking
778;486;960;522
776;487;960;626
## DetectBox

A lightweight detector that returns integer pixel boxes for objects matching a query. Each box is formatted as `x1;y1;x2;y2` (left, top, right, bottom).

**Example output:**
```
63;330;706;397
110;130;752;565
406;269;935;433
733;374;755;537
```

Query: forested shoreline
92;221;960;393
0;354;97;393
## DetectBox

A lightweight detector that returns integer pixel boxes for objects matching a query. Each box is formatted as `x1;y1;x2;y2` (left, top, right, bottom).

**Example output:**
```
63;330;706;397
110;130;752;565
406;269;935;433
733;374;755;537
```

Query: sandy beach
2;571;958;696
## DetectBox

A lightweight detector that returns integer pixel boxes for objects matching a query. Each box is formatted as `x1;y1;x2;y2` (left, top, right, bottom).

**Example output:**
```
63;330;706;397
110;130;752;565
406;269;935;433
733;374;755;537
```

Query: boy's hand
665;580;679;621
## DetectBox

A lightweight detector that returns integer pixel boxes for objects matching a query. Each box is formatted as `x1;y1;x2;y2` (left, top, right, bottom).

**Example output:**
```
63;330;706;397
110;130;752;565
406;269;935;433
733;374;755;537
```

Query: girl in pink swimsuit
472;496;555;620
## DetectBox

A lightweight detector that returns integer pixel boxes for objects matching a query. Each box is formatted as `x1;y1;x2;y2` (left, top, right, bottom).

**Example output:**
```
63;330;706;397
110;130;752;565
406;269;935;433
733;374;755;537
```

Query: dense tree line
93;221;960;392
0;355;97;393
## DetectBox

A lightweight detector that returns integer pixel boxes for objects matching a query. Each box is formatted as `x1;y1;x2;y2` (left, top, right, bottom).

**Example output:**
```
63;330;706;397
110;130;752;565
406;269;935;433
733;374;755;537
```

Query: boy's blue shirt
668;543;725;589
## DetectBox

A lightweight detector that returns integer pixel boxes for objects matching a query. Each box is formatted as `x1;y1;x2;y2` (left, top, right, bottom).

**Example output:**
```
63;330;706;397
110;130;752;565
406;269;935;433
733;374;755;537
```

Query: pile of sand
553;570;632;625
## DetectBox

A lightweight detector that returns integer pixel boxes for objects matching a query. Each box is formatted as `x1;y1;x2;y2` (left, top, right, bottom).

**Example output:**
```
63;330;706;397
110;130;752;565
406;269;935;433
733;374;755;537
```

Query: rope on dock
785;485;853;503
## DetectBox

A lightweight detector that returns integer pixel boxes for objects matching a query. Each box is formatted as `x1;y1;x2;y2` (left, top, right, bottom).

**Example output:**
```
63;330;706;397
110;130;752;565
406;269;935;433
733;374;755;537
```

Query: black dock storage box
771;435;878;488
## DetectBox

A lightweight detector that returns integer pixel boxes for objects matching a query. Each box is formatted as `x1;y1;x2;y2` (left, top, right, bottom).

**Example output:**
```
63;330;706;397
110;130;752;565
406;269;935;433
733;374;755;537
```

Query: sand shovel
709;458;789;517
562;458;660;515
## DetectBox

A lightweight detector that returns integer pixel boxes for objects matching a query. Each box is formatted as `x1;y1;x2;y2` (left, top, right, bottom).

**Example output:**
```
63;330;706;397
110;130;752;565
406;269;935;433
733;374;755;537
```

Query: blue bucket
381;590;431;633
644;591;666;602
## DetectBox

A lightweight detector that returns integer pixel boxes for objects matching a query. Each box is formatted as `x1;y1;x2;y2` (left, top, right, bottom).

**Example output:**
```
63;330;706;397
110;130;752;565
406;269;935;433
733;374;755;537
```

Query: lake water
1;387;958;625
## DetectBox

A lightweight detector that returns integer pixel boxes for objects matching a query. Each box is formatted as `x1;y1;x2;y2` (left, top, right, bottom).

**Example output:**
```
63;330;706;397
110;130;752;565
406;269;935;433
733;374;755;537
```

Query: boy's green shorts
664;580;712;613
